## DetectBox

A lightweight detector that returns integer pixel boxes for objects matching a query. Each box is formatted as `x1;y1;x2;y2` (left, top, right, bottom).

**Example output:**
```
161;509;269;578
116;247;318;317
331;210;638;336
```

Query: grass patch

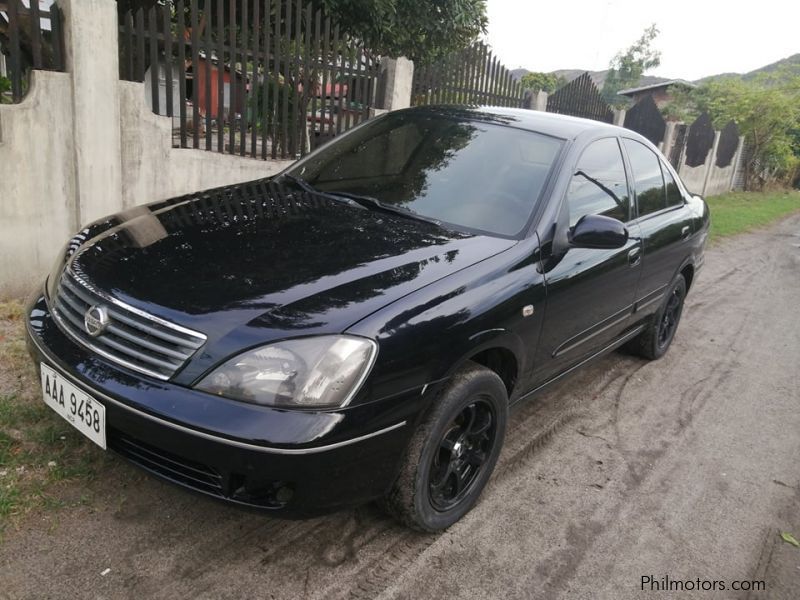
706;190;800;242
0;301;112;536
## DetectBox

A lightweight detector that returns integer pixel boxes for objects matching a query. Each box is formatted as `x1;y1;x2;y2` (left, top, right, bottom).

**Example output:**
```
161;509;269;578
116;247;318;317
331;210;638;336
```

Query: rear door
534;137;643;383
621;138;694;314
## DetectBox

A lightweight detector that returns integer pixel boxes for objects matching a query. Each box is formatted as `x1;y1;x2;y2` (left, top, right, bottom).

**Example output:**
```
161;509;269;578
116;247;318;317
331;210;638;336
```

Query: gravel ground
1;214;799;600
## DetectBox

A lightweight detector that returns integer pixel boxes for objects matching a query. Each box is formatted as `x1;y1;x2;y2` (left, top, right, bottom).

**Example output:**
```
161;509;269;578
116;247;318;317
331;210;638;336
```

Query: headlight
195;335;377;409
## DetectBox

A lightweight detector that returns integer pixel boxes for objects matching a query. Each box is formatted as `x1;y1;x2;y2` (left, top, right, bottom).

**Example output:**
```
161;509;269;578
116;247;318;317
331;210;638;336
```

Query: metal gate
118;0;381;160
546;72;614;123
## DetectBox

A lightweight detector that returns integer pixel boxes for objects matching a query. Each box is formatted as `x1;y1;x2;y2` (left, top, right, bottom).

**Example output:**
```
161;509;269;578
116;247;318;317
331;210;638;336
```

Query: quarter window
623;139;666;217
662;163;684;207
567;138;630;226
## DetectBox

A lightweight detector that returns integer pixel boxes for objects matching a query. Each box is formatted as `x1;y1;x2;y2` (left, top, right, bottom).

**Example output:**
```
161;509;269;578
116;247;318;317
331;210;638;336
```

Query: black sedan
26;106;708;531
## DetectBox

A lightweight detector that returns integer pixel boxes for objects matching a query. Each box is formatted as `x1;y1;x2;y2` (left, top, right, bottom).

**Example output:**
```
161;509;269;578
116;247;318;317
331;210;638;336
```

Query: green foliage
665;74;800;188
0;301;112;529
519;72;565;94
0;75;11;104
781;532;800;548
249;73;302;153
320;0;488;64
659;85;698;123
601;24;661;108
661;68;800;188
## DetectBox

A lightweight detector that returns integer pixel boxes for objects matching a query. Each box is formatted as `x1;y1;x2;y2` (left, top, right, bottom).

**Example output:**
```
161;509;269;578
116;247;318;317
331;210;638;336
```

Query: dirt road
2;214;799;600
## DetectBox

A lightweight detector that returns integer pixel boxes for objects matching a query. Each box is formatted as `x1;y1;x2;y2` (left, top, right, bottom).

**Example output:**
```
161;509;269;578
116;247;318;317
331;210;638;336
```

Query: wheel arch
442;330;525;401
679;261;695;291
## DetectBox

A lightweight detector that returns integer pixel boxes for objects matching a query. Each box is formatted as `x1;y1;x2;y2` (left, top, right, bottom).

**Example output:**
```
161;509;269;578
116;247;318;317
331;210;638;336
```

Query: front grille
110;431;224;496
50;269;206;380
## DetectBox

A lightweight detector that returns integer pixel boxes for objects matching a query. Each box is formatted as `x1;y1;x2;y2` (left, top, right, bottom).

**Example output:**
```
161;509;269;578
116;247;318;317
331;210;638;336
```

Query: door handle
628;247;642;267
681;225;691;240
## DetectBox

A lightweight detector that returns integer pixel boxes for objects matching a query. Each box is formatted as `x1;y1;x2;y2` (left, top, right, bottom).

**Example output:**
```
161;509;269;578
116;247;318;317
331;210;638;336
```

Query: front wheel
628;273;687;360
382;362;508;532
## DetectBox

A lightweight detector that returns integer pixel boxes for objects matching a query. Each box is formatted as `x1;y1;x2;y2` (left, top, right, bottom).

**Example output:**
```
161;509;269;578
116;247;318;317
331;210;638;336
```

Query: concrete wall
703;162;737;197
119;82;289;210
680;156;738;197
676;131;743;197
677;164;708;195
0;72;78;297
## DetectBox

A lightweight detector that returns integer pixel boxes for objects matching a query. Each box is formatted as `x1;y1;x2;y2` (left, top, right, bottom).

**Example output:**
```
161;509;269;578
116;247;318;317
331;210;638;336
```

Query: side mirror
568;214;629;249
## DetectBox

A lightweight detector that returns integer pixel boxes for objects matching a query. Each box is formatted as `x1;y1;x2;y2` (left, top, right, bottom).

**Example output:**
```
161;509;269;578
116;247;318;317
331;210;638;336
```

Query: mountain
510;67;671;90
511;53;800;90
696;53;800;84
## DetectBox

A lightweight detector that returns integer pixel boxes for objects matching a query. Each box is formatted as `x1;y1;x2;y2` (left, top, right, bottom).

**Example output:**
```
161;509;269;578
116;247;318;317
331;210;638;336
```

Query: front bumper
26;293;425;515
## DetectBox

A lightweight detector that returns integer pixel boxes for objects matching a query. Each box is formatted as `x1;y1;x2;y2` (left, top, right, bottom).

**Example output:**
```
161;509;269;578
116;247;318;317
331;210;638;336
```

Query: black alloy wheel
627;273;687;360
657;285;684;350
382;362;508;532
428;399;497;512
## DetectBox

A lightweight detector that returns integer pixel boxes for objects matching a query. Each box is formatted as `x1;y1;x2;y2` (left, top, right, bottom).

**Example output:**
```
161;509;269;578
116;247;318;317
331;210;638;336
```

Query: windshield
286;111;564;237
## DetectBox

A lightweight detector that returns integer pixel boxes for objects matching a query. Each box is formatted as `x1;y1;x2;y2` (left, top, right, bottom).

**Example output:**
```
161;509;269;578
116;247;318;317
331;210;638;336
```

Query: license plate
40;363;107;449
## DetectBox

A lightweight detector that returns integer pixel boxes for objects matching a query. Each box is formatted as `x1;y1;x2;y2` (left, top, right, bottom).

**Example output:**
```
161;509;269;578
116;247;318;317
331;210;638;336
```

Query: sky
484;0;799;81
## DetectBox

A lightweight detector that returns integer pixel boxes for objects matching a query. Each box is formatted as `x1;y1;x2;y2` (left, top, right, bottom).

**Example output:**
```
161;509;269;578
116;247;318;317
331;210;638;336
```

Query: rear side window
662;163;684;207
623;139;666;217
567;138;630;226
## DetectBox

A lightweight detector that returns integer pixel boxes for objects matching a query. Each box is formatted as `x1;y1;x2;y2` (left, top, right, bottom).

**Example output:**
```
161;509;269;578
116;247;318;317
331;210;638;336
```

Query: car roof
400;105;625;141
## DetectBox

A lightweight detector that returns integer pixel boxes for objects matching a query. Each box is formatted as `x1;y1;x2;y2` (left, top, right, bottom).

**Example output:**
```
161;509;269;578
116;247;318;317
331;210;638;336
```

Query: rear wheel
382;362;508;532
628;273;687;360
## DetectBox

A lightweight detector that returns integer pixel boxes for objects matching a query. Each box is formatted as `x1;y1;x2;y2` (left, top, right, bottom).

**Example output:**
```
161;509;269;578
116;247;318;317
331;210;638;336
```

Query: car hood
67;179;516;376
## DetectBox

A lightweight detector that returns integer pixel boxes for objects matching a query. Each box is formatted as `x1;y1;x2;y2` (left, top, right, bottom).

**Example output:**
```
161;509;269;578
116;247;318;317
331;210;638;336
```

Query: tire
382;361;508;532
628;273;687;360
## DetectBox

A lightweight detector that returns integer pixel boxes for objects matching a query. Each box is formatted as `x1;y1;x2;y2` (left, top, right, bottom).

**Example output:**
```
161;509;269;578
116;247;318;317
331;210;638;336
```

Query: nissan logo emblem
84;305;110;337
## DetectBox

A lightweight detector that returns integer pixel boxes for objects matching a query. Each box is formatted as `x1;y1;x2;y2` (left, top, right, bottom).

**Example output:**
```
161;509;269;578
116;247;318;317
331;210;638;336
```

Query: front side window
288;112;564;237
566;137;630;226
623;139;667;217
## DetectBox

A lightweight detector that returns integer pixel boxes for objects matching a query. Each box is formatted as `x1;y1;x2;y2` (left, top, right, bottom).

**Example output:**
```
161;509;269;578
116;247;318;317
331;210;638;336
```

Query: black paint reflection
71;180;467;316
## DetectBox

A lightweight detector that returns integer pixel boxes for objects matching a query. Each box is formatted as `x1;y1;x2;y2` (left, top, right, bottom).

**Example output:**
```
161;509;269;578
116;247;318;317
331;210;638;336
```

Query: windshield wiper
279;175;447;229
279;173;318;195
278;174;363;209
322;191;447;228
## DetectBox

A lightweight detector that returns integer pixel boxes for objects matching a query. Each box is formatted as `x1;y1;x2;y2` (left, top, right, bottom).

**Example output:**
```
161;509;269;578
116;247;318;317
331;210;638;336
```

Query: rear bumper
26;292;425;515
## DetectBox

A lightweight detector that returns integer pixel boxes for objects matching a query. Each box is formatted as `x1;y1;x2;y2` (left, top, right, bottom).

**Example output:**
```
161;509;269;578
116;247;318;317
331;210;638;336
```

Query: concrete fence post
701;131;722;197
613;109;626;127
61;0;124;227
661;122;678;158
534;90;548;111
377;57;414;111
729;135;746;191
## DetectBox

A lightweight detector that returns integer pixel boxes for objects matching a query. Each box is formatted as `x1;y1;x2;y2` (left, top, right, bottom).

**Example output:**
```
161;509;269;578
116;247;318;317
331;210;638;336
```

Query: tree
117;0;487;65
601;24;661;107
320;0;488;63
519;72;564;93
659;84;698;123
694;75;800;188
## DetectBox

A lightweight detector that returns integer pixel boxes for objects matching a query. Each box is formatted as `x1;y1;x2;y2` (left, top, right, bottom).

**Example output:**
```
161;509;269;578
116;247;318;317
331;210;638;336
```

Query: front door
534;137;642;383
